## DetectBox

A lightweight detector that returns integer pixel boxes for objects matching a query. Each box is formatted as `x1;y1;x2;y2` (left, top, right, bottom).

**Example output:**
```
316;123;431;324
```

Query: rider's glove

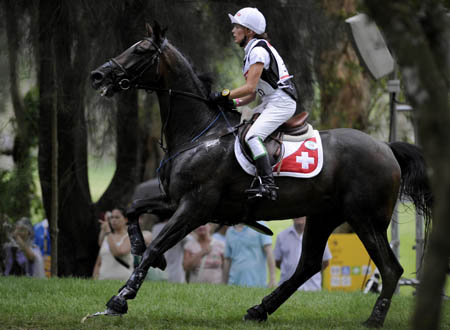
209;89;234;108
209;89;230;103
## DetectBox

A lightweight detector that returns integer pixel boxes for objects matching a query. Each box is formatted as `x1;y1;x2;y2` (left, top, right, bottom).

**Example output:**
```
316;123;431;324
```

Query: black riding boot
245;154;278;201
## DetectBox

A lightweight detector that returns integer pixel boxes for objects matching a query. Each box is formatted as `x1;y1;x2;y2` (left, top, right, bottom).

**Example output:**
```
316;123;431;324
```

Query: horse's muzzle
90;70;105;89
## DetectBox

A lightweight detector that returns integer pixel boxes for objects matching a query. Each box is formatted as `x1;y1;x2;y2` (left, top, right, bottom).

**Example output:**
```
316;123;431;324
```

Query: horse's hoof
106;295;128;315
362;318;383;328
243;305;267;322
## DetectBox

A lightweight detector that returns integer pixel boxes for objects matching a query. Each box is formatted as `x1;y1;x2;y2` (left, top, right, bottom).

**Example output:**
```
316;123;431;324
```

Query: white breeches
245;90;296;142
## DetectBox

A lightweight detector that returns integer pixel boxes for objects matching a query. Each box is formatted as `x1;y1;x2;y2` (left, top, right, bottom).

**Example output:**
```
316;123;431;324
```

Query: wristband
233;99;241;107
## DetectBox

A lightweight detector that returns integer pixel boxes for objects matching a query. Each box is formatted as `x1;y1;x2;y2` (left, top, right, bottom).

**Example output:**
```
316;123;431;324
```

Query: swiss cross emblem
296;152;315;169
273;137;319;174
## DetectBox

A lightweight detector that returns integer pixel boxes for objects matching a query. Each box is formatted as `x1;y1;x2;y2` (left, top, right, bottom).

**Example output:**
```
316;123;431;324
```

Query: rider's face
232;24;247;45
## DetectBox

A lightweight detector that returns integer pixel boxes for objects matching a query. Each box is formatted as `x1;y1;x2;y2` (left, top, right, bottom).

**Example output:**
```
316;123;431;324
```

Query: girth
238;111;309;165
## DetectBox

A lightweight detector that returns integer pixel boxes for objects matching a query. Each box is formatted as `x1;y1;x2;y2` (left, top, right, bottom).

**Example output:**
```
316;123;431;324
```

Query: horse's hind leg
349;216;403;328
245;215;339;321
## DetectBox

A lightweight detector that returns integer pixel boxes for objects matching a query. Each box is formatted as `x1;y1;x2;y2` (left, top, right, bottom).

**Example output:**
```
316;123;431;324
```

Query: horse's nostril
91;71;104;82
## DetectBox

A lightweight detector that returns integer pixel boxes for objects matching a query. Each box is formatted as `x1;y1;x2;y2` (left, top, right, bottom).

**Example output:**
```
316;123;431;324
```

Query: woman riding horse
89;21;432;328
210;7;297;201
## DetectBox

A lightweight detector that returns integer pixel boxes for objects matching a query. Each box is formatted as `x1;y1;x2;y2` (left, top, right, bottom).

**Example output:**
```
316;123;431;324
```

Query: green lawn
1;276;448;330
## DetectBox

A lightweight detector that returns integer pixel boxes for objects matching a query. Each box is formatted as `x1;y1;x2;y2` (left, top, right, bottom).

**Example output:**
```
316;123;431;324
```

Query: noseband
109;38;168;90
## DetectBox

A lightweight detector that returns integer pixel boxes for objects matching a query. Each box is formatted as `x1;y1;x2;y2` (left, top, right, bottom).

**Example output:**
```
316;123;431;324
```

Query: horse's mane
165;43;213;96
197;73;213;95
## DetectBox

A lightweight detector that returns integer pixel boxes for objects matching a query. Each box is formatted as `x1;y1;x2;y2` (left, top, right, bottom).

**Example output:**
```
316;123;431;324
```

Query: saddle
238;111;310;165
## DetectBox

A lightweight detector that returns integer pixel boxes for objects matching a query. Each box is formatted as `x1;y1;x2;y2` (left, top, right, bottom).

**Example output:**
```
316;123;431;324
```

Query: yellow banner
323;234;375;292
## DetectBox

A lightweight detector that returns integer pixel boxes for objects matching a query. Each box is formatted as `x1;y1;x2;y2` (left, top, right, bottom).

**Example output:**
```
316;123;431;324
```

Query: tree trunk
53;1;97;277
38;0;56;226
4;0;33;219
363;2;450;329
38;1;98;277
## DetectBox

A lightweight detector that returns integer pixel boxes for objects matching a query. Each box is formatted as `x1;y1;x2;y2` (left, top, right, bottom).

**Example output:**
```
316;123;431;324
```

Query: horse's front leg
106;198;208;315
126;197;176;256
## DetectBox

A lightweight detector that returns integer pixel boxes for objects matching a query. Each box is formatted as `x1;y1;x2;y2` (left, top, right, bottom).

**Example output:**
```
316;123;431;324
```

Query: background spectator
3;217;45;278
223;223;276;288
274;216;332;291
152;219;190;283
211;224;229;244
93;207;133;280
183;223;225;284
33;219;51;277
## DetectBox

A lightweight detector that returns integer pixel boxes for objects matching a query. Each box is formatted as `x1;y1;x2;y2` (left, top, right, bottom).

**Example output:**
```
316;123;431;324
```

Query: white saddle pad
234;129;324;178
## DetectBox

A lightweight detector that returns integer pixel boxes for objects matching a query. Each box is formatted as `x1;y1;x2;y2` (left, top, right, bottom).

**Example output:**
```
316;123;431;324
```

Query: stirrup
245;177;278;201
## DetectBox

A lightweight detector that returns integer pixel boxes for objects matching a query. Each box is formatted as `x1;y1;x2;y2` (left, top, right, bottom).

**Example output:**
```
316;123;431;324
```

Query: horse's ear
146;23;153;37
152;20;167;43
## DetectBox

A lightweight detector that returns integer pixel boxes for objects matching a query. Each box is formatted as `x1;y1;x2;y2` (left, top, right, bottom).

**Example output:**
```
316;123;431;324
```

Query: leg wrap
128;222;147;256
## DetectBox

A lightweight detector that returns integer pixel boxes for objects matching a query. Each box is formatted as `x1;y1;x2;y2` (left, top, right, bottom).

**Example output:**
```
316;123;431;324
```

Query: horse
90;22;432;327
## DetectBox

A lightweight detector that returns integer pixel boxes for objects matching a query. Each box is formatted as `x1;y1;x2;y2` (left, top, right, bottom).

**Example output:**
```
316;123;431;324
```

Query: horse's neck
158;54;227;150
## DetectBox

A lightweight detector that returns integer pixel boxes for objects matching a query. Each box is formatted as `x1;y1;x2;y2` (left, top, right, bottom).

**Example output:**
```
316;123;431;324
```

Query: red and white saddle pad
234;129;323;178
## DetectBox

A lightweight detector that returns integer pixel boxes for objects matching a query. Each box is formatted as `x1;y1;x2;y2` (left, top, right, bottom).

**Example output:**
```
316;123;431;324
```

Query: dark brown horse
90;22;432;327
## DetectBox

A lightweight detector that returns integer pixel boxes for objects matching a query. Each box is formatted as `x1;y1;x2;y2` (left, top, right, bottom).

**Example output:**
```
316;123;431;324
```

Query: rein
135;84;230;153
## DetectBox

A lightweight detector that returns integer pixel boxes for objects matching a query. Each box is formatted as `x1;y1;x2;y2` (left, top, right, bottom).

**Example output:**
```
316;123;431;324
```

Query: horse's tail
389;141;433;225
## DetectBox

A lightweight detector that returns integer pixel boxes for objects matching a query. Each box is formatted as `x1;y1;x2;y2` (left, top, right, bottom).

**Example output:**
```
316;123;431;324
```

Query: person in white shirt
209;7;298;201
274;216;332;291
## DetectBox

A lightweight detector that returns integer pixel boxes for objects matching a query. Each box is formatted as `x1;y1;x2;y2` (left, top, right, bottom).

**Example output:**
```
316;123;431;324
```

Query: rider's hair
255;32;270;41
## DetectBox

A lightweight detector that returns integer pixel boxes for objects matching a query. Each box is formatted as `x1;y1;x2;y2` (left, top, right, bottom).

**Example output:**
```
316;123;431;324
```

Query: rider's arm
229;62;264;99
235;93;257;107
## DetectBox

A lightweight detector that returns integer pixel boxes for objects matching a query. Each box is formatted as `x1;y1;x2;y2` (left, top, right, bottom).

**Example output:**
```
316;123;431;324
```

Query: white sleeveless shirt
243;38;293;99
98;234;133;280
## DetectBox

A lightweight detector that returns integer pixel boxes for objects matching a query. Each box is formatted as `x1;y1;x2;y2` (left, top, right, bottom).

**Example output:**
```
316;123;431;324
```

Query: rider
210;7;298;201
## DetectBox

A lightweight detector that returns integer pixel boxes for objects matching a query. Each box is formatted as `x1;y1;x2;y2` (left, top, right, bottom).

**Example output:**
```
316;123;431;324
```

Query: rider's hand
209;89;230;103
209;89;237;111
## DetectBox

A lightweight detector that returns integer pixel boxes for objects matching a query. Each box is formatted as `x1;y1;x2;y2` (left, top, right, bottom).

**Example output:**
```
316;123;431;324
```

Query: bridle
109;37;168;91
106;37;236;155
108;37;210;103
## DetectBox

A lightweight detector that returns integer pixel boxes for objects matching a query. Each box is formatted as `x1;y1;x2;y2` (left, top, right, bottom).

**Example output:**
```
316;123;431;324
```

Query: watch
221;89;230;98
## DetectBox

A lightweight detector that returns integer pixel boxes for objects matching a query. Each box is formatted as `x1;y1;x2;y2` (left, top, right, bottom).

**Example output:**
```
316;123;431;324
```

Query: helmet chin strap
239;35;248;48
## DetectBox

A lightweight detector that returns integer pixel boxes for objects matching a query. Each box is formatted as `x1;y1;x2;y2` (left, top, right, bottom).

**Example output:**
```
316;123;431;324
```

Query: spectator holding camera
3;217;45;278
93;207;133;280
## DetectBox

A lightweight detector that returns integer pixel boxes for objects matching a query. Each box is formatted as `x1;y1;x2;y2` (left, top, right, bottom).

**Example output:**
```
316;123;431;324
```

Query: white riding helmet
228;7;266;35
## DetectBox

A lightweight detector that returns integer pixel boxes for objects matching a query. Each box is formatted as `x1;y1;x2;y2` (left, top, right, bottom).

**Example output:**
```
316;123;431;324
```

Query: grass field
1;277;449;330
